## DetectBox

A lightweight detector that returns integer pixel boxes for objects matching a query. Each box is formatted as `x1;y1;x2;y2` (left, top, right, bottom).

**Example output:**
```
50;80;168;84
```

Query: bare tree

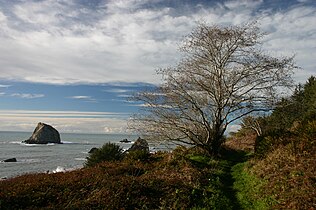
130;22;295;155
240;116;264;137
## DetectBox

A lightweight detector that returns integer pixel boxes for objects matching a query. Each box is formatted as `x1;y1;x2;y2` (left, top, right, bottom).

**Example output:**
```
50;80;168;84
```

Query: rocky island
23;122;62;144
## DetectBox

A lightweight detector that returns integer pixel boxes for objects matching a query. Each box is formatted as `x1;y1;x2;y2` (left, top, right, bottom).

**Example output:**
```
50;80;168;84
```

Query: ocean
0;131;164;179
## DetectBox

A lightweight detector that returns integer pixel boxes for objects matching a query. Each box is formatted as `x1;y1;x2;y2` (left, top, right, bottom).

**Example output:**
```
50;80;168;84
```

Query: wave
53;166;66;173
61;141;78;144
10;141;24;145
51;165;82;174
10;141;55;147
19;158;41;163
74;158;86;161
62;141;96;145
10;141;82;146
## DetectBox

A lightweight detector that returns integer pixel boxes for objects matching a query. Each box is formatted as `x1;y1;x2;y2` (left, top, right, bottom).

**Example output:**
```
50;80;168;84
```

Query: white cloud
11;93;45;99
0;110;129;134
103;88;129;93
0;110;126;117
69;95;91;99
0;0;314;85
0;84;11;88
226;124;241;134
0;11;6;22
68;95;98;103
117;94;132;98
224;0;263;10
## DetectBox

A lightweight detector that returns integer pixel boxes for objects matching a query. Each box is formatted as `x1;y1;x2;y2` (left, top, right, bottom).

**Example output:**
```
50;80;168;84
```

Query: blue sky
0;0;315;133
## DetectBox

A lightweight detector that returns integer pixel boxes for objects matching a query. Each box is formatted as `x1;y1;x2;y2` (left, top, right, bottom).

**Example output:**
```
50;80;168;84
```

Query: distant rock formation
2;158;17;162
88;147;98;153
23;122;62;144
128;137;149;153
120;139;131;143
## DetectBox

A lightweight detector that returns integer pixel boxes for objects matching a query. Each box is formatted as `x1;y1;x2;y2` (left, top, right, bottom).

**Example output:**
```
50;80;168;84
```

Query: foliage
267;75;316;131
85;142;124;167
124;150;151;162
250;126;316;210
131;22;295;156
0;148;239;210
226;130;257;152
228;76;316;209
231;119;316;209
253;75;316;156
232;162;274;210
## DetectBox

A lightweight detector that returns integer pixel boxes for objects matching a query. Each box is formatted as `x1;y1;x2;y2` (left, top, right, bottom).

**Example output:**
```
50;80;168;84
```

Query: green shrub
254;135;276;158
125;150;150;162
85;142;124;167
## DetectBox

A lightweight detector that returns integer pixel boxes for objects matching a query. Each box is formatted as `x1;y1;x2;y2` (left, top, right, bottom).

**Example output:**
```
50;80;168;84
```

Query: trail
217;148;249;210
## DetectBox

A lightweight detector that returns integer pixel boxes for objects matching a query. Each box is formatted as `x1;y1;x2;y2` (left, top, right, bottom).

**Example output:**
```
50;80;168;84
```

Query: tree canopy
131;22;296;155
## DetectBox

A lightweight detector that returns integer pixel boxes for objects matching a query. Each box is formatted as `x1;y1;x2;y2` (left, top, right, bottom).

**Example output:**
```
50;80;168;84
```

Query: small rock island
23;122;62;144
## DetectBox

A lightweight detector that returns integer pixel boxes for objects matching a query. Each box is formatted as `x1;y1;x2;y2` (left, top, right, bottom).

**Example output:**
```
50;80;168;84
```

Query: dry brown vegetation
250;121;316;210
229;119;316;210
225;131;256;152
0;150;227;209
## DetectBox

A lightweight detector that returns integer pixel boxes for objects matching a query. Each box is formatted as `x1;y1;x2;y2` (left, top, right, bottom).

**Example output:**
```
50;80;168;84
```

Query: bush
85;142;124;167
124;150;150;162
0;150;210;209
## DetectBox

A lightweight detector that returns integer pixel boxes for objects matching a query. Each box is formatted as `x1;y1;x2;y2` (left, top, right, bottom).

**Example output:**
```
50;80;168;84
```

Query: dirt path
217;148;249;210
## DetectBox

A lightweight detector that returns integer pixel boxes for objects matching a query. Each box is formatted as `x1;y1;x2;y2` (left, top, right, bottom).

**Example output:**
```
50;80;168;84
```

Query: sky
0;0;315;134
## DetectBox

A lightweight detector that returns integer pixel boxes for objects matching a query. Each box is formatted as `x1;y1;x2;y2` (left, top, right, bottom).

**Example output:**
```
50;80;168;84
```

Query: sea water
0;131;146;179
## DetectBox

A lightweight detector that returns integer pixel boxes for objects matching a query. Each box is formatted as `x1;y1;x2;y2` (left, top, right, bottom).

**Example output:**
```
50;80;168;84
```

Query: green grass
188;155;234;210
188;149;249;210
232;162;275;210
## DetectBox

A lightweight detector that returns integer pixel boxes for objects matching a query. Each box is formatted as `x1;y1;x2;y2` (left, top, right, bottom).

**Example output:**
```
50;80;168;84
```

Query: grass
232;162;275;210
250;144;316;209
0;148;246;210
188;147;252;210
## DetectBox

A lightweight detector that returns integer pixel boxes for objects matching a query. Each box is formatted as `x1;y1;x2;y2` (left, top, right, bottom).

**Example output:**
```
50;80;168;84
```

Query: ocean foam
74;158;86;161
53;166;66;173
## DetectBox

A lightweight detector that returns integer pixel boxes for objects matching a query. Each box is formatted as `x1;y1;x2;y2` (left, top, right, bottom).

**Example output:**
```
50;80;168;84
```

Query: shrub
124;150;150;162
0;150;210;209
85;142;124;167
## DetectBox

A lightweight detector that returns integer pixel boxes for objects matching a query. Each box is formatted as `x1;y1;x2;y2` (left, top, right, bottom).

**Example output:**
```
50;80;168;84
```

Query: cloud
0;84;11;88
0;0;314;85
226;124;241;135
69;95;91;99
11;93;45;99
0;110;129;133
117;94;132;98
0;110;126;117
224;0;263;10
68;95;98;103
103;88;129;93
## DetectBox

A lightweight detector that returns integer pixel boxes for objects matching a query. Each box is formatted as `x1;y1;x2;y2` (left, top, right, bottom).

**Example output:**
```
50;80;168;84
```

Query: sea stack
128;137;149;153
23;122;62;144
